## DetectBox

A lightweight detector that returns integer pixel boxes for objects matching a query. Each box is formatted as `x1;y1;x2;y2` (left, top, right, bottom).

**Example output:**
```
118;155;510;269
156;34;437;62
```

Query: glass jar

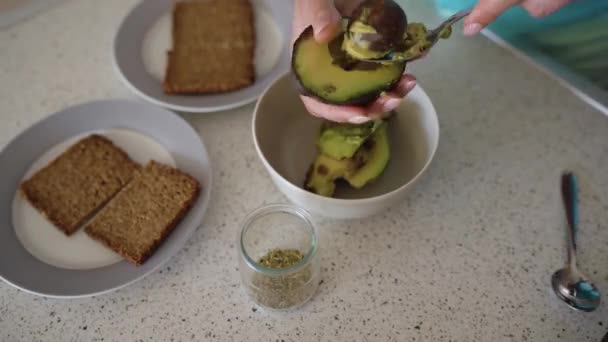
238;204;320;310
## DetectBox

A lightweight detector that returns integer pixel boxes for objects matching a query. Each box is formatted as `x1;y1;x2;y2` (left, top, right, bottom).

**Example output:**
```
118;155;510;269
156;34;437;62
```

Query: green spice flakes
246;248;318;310
257;249;304;269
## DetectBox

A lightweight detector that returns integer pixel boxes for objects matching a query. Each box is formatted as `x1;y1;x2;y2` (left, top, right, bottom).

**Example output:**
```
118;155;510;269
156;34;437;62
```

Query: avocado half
292;26;406;106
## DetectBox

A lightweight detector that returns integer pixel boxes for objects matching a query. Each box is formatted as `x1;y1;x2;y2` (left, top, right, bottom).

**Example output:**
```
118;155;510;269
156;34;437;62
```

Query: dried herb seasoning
257;249;304;269
246;248;317;310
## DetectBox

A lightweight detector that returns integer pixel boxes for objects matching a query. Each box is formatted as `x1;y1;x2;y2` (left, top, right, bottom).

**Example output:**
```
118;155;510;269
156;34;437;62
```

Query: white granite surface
1;1;607;341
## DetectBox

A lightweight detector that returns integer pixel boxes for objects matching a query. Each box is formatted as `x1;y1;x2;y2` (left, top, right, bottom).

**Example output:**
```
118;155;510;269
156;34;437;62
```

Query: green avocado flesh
318;120;382;160
343;21;389;60
344;122;390;188
342;34;387;60
292;27;405;105
305;121;390;197
305;153;357;197
391;23;450;60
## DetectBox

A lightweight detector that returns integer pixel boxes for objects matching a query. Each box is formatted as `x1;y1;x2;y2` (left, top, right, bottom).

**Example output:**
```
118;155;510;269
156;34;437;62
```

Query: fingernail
314;12;332;36
405;80;417;91
348;116;369;124
383;98;402;110
463;22;483;36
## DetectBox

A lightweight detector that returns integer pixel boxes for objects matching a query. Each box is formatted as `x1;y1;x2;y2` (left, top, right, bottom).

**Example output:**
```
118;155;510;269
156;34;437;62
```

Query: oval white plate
113;0;293;113
0;100;213;298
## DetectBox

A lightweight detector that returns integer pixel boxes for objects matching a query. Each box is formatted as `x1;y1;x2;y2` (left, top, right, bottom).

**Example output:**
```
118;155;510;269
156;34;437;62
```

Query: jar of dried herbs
238;204;320;310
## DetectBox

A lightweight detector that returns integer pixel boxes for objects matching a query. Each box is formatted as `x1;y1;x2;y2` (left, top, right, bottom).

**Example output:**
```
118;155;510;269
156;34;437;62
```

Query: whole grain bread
163;0;255;94
85;161;201;266
20;134;140;235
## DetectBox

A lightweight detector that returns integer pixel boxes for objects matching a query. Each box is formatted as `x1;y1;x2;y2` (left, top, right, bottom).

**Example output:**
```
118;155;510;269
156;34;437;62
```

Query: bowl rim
252;71;440;205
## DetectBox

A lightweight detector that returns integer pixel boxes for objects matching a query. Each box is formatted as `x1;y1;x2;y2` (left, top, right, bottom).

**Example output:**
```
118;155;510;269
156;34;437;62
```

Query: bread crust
85;161;201;266
163;0;256;95
19;134;140;235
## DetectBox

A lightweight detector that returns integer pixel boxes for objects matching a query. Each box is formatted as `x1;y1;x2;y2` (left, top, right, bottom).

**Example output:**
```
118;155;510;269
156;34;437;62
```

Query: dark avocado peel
304;119;390;198
345;0;407;59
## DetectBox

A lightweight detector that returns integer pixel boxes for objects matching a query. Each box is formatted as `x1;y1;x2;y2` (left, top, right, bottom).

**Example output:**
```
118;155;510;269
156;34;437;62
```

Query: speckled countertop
1;1;607;341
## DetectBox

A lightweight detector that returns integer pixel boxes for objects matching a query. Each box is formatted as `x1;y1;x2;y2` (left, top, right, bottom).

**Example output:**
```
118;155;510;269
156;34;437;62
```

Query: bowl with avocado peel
252;72;439;220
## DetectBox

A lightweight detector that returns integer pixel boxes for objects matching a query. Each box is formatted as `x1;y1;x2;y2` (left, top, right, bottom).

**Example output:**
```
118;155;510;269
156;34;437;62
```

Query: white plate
113;0;293;113
0;99;213;298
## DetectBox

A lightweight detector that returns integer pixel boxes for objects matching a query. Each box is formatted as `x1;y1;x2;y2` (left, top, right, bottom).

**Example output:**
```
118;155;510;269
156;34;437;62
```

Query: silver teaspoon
551;172;601;312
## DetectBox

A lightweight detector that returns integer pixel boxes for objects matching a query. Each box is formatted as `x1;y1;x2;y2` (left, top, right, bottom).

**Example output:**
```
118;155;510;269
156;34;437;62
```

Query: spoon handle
561;172;579;266
428;10;472;38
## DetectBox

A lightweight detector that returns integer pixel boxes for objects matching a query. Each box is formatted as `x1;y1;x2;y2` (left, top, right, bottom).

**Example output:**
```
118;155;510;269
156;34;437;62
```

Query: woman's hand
293;0;417;124
464;0;571;35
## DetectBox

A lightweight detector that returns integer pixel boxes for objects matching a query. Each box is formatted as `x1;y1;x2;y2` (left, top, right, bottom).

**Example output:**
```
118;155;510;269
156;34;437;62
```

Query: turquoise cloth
434;0;608;90
434;0;608;38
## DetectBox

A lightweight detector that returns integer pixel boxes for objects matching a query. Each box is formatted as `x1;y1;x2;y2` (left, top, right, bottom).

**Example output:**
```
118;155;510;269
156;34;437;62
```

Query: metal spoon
356;9;471;64
551;172;601;312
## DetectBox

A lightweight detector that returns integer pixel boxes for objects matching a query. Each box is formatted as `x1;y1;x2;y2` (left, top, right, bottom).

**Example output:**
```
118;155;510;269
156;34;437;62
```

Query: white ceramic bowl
252;72;439;219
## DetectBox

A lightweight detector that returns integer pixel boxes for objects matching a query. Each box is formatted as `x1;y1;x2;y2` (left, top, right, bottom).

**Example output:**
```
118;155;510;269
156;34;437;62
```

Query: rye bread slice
85;161;201;266
163;0;255;94
20;134;140;235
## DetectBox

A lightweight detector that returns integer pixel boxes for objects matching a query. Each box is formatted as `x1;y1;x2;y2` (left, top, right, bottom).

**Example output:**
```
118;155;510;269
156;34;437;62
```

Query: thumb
307;0;342;43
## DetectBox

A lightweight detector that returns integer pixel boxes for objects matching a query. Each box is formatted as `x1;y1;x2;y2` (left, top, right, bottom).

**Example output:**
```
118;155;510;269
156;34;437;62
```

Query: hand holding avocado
293;0;417;124
294;0;453;198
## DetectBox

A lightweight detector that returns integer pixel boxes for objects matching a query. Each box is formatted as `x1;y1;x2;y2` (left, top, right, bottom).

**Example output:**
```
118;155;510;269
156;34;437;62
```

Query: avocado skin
304;120;390;197
348;0;407;54
318;120;382;160
304;153;358;197
344;122;390;188
291;26;406;106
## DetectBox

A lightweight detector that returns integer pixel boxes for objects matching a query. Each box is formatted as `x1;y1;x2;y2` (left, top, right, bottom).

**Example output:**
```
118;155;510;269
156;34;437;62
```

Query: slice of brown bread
163;0;255;94
85;161;201;266
20;134;140;235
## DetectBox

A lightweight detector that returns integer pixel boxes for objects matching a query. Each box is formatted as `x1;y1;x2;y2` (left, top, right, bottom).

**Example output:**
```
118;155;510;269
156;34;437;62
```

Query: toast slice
163;0;255;94
85;161;201;266
20;135;140;235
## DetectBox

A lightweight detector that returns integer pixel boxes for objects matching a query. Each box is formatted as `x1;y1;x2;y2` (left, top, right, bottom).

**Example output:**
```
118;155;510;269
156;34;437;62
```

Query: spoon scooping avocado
344;3;469;64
